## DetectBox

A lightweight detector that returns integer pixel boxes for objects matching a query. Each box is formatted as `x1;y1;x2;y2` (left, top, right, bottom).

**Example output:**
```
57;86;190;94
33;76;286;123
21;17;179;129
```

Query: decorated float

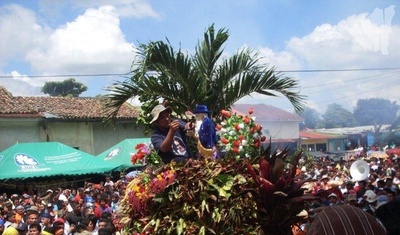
115;108;312;235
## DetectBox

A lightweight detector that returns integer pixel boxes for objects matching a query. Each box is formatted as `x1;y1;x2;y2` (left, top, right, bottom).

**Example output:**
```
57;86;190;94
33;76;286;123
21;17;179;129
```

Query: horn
350;160;370;181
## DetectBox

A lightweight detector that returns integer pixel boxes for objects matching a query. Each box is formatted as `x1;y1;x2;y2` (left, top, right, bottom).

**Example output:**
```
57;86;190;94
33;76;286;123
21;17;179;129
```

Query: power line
303;70;400;89
0;73;130;78
277;67;400;73
314;79;400;104
1;67;400;78
304;72;400;95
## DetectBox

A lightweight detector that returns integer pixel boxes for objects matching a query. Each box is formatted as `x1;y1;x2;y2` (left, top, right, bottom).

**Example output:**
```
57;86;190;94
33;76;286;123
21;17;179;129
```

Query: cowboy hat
150;105;172;124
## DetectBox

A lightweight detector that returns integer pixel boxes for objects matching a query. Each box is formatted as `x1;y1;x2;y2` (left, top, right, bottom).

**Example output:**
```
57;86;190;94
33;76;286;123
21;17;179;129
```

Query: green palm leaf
104;24;305;126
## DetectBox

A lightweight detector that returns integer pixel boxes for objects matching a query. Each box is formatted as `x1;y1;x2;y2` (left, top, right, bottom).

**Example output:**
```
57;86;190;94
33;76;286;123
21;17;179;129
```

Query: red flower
233;140;241;147
250;127;255;134
256;124;262;132
234;124;240;131
261;136;267;141
216;124;222;130
135;143;146;150
221;138;230;144
239;135;245;141
248;107;254;114
220;109;231;118
233;147;239;154
243;116;250;124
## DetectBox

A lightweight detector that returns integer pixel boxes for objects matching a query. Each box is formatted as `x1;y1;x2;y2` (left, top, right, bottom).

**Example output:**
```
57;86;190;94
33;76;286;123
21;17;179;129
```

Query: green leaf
234;174;247;184
199;226;206;235
177;218;184;235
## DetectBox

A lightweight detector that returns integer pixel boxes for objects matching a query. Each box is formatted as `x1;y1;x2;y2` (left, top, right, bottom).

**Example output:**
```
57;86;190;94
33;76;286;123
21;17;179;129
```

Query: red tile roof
300;131;343;139
232;103;304;121
0;86;139;120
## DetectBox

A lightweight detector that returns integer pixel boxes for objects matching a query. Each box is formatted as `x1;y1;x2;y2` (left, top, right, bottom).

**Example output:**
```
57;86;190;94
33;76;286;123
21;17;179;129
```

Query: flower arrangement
131;143;162;166
218;108;266;159
117;108;312;235
119;166;176;234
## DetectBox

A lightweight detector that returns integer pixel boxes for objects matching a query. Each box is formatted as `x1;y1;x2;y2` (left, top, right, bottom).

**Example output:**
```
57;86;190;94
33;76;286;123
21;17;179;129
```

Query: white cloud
238;7;400;113
0;71;42;96
258;47;301;71
287;7;400;68
0;4;50;67
26;5;136;74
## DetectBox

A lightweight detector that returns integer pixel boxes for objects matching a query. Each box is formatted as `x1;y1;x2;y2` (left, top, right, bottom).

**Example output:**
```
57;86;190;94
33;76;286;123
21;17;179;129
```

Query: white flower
253;133;259;138
220;128;227;133
221;121;226;126
238;123;245;129
229;130;236;135
241;140;247;146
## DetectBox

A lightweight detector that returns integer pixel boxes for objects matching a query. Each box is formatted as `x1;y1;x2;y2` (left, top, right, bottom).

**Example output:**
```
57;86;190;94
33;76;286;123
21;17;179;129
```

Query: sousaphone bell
350;160;370;181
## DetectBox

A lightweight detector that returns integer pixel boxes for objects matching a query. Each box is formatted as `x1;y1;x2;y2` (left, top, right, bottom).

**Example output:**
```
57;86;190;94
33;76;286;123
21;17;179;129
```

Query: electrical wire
1;67;400;79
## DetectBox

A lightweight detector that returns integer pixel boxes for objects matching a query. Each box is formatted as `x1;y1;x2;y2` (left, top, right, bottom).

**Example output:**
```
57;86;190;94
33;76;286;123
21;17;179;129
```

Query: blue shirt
151;119;192;164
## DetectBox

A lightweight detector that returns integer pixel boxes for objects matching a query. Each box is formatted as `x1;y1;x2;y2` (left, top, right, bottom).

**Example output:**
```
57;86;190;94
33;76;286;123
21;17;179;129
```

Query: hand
185;122;194;131
186;130;195;137
169;120;180;133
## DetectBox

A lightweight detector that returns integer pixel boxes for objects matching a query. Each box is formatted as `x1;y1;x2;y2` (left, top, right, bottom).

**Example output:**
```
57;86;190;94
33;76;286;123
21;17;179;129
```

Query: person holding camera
150;104;194;164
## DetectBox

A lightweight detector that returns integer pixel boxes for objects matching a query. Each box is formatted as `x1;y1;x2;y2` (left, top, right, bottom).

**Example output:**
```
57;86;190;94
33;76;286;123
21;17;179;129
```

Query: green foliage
300;107;321;129
41;78;88;97
104;24;305;126
120;148;310;235
353;98;399;126
322;103;355;128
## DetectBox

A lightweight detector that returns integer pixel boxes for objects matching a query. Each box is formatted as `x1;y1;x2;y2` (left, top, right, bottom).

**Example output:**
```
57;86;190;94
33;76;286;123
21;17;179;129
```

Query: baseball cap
41;213;52;219
26;205;39;213
366;192;378;203
149;105;172;124
346;194;357;202
328;193;338;199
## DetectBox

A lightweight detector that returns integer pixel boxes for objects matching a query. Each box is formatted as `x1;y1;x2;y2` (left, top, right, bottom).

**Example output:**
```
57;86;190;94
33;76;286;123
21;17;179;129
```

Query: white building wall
259;121;299;140
0;119;146;155
0;120;41;151
92;122;146;155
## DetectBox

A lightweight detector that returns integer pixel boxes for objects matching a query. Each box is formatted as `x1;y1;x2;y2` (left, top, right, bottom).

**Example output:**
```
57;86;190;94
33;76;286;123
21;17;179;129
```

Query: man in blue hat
193;105;219;158
150;104;194;164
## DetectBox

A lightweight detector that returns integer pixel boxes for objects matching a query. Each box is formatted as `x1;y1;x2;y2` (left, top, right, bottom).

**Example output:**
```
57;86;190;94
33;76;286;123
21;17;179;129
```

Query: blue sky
1;0;399;113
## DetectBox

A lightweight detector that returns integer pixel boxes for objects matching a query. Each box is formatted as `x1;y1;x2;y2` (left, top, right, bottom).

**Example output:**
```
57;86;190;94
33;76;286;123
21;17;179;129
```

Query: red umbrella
386;148;400;155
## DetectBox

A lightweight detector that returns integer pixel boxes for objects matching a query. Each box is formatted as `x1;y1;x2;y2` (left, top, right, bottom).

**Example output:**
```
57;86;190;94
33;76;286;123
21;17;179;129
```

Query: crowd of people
0;174;126;235
1;103;399;234
292;152;400;235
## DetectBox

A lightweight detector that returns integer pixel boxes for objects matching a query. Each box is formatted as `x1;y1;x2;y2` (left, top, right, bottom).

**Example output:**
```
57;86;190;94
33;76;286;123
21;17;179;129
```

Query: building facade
0;87;146;154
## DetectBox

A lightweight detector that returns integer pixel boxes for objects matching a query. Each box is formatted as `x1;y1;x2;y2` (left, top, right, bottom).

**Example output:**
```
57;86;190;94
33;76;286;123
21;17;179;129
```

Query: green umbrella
0;142;117;180
96;138;151;171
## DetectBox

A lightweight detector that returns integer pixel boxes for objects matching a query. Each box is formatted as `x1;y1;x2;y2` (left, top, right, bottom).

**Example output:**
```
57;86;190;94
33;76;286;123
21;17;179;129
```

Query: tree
322;103;355;128
41;78;88;97
353;98;400;145
300;107;322;129
353;98;399;126
104;25;305;125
